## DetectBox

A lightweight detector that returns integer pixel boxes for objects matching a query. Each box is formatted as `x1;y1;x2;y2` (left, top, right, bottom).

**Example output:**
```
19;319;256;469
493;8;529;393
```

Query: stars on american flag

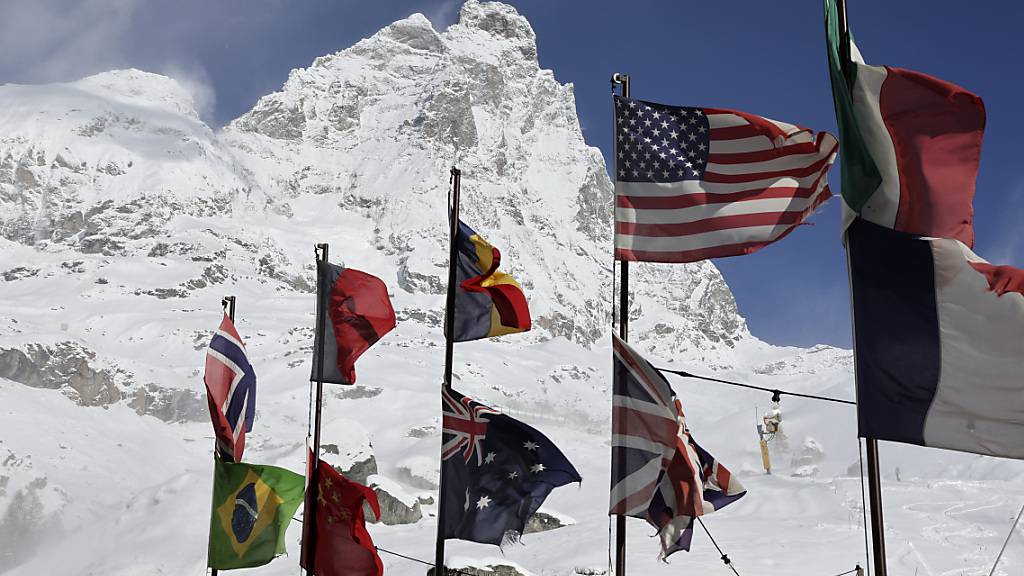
614;96;710;183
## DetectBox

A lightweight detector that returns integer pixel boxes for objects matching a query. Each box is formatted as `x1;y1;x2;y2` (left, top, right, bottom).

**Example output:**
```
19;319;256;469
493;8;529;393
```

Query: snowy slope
2;2;1024;575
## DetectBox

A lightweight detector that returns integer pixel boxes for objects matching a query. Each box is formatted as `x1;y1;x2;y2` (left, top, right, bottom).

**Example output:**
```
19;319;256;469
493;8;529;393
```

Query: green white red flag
824;0;986;247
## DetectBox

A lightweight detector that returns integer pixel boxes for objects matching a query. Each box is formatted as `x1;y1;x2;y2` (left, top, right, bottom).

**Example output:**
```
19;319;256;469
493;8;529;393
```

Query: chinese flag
301;457;383;576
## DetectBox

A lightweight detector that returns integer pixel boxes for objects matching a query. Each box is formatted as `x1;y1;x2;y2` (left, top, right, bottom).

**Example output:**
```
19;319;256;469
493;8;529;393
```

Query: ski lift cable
375;539;860;576
988;503;1024;576
374;545;483;576
657;367;856;406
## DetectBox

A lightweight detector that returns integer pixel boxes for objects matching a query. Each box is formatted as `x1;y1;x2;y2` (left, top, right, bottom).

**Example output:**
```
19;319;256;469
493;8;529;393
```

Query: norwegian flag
441;387;498;465
610;334;745;558
203;314;256;462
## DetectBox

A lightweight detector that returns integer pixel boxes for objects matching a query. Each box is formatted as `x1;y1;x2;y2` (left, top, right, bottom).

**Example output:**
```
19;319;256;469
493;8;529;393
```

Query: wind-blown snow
2;1;1024;575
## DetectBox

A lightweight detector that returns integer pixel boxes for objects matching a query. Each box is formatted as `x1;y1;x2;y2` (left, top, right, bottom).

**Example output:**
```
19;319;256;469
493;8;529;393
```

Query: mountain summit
0;3;832;574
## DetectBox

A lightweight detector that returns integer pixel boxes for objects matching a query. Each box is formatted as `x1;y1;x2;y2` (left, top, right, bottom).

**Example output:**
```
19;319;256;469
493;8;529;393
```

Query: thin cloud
424;0;462;30
0;0;140;83
158;60;217;122
0;0;221;123
982;177;1024;266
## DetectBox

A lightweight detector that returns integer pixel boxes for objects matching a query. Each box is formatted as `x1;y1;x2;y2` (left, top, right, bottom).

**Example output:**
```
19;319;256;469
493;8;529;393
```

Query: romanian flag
208;460;305;570
451;221;531;342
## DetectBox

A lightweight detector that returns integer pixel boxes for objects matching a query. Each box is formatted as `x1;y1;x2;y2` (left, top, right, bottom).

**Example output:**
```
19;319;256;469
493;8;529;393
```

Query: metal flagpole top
611;73;630;99
220;295;236;321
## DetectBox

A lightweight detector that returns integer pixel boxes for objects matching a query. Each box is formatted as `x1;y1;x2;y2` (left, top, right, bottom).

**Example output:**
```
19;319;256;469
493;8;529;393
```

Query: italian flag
824;0;986;247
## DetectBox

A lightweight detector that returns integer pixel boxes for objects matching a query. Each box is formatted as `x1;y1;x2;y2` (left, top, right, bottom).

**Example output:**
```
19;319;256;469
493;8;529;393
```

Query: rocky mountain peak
1;0;749;369
454;0;538;61
376;13;443;53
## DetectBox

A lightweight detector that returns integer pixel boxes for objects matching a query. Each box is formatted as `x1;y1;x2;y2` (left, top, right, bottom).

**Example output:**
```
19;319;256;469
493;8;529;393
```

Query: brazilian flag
208;459;305;569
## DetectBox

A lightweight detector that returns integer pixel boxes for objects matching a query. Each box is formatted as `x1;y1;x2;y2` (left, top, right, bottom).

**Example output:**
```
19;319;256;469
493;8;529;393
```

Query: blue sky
2;1;1020;348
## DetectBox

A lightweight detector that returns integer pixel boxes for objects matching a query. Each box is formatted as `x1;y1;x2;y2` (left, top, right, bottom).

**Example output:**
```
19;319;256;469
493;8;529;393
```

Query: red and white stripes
615;109;838;263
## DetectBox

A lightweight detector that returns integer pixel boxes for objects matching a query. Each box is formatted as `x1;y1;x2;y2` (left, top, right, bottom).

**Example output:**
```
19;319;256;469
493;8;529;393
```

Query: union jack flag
441;387;499;465
610;334;745;558
203;314;256;462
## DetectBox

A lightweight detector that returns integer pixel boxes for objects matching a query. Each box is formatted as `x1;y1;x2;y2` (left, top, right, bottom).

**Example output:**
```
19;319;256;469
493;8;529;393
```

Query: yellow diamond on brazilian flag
208;459;305;569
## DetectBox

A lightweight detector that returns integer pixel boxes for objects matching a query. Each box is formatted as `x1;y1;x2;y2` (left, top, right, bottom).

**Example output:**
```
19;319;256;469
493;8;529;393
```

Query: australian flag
204;314;257;462
441;387;581;545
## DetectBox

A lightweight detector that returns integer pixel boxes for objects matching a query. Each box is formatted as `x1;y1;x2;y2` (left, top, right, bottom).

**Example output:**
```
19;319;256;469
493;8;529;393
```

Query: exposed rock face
442;565;528;576
127;384;207;423
0;343;119;404
371;486;423;525
367;475;423;525
0;343;203;422
332;453;378;486
523;510;565;534
0;3;804;573
220;0;749;356
0;5;753;451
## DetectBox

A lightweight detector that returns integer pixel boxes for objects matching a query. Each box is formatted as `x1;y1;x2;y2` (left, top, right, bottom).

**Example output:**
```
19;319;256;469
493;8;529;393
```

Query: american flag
614;95;838;263
610;334;746;558
203;314;256;462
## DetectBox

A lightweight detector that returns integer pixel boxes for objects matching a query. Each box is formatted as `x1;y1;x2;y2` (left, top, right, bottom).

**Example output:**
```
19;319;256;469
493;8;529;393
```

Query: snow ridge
3;2;1020;576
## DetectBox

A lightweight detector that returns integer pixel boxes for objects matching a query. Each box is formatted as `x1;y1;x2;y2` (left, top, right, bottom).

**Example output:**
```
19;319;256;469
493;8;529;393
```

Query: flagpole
434;166;461;576
835;1;887;574
305;244;329;576
611;72;630;576
208;295;234;576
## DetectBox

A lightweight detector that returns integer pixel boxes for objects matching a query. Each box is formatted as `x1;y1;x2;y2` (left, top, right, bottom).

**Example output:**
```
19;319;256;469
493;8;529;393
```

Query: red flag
970;262;1024;297
311;261;396;384
301;458;383;576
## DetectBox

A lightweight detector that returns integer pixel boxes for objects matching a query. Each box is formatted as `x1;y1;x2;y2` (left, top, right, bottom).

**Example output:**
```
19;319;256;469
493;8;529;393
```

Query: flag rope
697;516;863;576
988;503;1024;576
658;367;856;406
696;516;741;576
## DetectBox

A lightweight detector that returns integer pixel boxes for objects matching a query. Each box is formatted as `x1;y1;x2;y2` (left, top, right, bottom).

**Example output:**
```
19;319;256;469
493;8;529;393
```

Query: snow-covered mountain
2;2;1023;575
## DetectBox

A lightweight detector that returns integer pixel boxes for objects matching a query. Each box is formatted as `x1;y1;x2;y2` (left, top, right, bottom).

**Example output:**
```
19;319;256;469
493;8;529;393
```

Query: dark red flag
970;262;1024;297
311;261;396;384
301;458;383;576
